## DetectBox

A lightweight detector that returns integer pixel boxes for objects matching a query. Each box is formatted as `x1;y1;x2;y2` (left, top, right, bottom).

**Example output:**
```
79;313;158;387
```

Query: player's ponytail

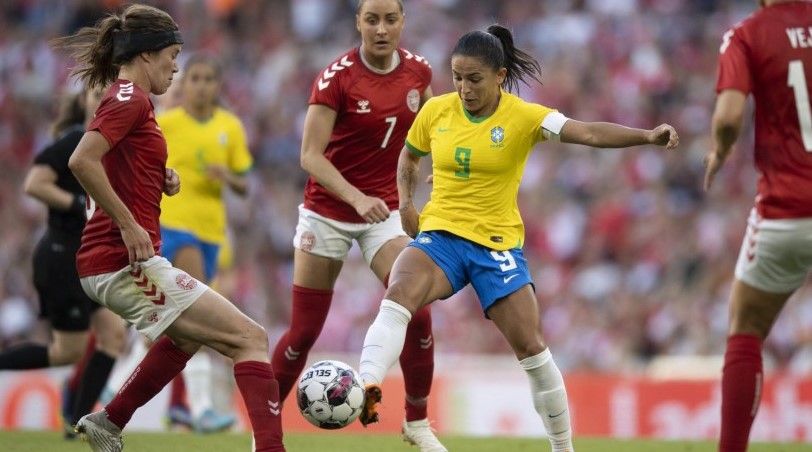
452;24;542;94
51;4;181;90
487;24;541;94
50;15;118;90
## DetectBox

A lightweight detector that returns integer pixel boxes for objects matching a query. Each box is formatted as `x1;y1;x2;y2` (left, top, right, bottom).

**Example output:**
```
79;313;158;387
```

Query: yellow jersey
158;107;252;244
406;91;557;251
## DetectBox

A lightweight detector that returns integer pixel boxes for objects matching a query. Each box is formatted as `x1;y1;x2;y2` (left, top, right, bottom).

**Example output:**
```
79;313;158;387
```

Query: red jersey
76;80;166;276
716;1;812;219
304;47;432;222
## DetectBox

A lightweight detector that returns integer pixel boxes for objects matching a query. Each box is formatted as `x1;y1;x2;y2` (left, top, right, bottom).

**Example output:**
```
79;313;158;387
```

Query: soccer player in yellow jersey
358;25;679;451
159;55;251;268
158;55;252;432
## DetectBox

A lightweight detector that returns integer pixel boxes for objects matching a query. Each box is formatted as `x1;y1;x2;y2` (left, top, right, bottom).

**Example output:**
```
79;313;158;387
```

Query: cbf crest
490;126;505;148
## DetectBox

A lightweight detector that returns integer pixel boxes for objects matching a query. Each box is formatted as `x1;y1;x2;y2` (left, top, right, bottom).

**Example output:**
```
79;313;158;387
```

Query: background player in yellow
357;25;679;452
158;54;252;432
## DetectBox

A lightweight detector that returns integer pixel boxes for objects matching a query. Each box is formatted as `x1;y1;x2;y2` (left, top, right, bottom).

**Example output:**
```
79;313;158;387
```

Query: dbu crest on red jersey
406;89;420;113
176;273;198;290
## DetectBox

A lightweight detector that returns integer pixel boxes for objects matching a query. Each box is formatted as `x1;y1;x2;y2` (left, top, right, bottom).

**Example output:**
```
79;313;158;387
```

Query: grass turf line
0;430;808;451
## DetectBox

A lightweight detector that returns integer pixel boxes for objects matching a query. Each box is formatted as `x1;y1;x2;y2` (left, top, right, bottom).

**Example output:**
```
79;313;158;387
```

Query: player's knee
253;323;269;349
729;321;770;340
239;321;269;355
384;279;409;299
729;310;772;339
514;341;544;361
383;285;426;314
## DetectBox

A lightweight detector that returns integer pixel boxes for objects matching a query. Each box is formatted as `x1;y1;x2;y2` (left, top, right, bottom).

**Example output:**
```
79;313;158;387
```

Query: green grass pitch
0;430;808;451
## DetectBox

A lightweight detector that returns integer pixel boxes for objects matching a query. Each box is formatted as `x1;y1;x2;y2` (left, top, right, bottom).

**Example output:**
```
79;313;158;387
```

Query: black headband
112;30;184;63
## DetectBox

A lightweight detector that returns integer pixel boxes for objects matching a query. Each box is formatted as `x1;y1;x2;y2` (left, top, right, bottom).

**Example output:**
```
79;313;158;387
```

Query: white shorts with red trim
292;204;407;265
735;208;812;293
79;256;208;340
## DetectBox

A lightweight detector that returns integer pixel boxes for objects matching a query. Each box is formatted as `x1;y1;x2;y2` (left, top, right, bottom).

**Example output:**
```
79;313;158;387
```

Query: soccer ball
296;360;365;429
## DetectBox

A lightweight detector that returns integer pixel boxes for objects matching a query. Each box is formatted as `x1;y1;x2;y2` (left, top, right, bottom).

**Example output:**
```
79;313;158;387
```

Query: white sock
183;351;214;419
359;299;411;386
520;349;574;452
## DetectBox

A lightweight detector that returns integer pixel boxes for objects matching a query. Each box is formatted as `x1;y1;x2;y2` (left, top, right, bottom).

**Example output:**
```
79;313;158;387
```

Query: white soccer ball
296;360;365;429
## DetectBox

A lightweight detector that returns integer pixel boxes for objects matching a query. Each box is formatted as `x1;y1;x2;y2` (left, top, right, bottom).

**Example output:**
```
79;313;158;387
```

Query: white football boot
402;418;448;452
75;410;123;452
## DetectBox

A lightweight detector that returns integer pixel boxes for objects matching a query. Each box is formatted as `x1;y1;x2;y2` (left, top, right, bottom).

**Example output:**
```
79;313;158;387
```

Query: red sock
270;285;332;402
234;361;285;452
168;373;187;408
719;334;762;452
106;336;192;429
69;334;97;392
400;305;434;421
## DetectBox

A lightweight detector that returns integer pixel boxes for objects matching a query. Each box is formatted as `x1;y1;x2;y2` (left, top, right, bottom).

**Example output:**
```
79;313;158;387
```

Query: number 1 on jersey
788;60;812;151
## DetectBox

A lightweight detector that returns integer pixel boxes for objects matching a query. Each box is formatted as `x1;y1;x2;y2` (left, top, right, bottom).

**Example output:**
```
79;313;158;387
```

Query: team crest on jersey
490;126;505;148
357;100;371;113
406;89;420;113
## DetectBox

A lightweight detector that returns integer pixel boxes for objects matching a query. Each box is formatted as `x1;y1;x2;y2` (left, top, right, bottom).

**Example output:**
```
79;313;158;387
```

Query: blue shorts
409;230;534;316
160;227;220;283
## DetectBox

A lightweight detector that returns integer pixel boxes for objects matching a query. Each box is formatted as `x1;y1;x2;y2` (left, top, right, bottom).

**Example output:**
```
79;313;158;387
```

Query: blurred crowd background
1;0;812;375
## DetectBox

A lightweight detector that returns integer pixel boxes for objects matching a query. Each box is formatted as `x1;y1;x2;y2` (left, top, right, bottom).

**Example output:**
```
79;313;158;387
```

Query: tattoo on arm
398;161;419;210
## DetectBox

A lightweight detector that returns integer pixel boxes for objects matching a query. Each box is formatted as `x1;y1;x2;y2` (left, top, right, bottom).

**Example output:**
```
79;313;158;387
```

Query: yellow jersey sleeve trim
406;140;429;156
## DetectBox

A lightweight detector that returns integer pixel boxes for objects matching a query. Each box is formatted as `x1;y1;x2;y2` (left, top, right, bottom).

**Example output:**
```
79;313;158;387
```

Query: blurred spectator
1;0;810;375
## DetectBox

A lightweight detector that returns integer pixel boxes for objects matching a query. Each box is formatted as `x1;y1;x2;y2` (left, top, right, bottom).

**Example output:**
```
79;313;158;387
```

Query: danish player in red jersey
705;1;812;451
52;4;284;451
269;0;444;449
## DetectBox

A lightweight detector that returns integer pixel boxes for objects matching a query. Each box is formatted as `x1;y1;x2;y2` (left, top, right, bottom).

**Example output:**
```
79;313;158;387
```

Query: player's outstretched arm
560;119;679;150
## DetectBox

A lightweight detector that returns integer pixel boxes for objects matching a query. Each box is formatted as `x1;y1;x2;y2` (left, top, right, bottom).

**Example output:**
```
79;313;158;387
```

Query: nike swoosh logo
438;127;450;132
503;274;519;284
549;409;567;418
